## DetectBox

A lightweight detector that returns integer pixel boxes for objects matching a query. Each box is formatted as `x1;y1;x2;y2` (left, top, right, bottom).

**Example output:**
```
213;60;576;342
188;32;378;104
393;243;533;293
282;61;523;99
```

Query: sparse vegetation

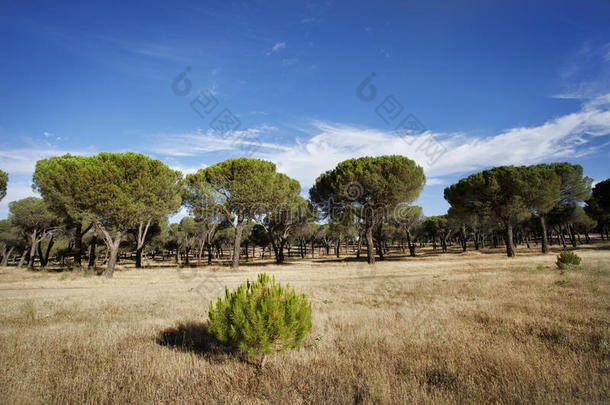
0;247;608;403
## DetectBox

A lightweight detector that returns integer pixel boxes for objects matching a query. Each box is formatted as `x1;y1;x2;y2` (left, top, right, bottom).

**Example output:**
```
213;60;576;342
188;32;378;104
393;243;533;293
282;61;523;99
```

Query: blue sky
1;0;609;219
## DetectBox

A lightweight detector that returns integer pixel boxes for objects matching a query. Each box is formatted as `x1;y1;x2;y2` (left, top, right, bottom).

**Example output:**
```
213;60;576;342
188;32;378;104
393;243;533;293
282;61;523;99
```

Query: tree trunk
278;240;286;264
135;246;143;268
568;225;577;248
271;239;280;264
207;244;213;265
539;215;548;253
407;230;415;257
134;220;151;269
185;247;190;265
460;224;467;252
99;226;122;278
558;227;567;248
105;238;120;277
365;223;375;265
1;246;14;266
311;239;315;259
232;222;244;269
88;234;97;268
38;235;54;267
28;229;38;269
74;223;83;267
17;249;27;268
504;223;515;257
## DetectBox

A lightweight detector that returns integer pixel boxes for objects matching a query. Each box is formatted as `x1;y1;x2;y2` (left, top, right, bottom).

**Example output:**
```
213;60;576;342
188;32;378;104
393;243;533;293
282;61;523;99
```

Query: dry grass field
0;243;609;404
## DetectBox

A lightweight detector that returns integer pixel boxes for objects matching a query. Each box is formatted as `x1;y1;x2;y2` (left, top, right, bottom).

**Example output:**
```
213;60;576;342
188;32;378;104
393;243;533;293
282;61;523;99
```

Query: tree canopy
185;158;288;268
310;155;425;264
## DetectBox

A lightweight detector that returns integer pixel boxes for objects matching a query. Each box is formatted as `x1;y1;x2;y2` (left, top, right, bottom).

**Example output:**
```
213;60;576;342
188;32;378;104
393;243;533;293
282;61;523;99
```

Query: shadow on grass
156;322;236;362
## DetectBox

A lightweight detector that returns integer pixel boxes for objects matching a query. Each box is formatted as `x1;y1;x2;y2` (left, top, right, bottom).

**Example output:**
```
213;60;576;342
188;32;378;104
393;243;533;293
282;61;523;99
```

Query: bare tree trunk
505;223;515;257
17;250;27;268
105;238;121;278
1;246;14;266
407;230;415;257
335;237;341;258
38;235;54;267
99;225;122;278
568;225;577;248
135;247;144;268
232;222;244;269
28;229;38;269
460;224;467;252
365;223;375;265
539;215;548;253
88;234;97;268
135;220;151;269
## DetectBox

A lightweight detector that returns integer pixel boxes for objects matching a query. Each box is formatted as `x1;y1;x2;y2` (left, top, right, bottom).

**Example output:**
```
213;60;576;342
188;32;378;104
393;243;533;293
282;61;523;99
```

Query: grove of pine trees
0;152;607;275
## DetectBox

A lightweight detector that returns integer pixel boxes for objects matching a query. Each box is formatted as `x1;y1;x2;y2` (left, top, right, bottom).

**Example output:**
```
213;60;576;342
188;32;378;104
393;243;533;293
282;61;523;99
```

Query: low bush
207;273;312;367
556;250;581;270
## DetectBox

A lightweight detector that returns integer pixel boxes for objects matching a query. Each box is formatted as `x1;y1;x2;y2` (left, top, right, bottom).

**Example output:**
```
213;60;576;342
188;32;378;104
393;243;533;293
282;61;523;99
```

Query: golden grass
0;245;608;404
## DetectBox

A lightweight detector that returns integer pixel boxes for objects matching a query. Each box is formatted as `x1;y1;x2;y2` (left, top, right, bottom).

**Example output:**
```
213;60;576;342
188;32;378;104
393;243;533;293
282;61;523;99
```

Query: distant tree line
0;154;607;276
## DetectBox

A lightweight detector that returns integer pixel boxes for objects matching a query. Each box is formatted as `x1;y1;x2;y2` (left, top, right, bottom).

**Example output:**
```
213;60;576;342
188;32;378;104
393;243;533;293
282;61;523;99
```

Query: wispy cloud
266;41;286;56
553;42;610;100
148;94;610;191
147;125;289;157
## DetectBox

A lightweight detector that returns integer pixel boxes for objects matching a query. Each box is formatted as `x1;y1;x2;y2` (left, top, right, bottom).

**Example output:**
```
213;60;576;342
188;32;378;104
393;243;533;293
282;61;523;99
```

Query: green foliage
310;155;425;217
208;273;312;362
556;250;581;270
0;169;8;202
9;197;56;234
185;158;300;268
585;179;610;233
310;155;425;264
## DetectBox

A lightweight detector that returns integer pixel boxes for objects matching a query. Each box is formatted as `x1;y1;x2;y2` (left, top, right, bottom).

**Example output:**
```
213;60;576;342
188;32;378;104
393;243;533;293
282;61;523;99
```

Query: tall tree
392;205;424;256
130;162;182;268
310;155;425;264
69;152;182;277
259;173;314;264
521;164;561;253
444;166;531;257
185;158;282;269
8;197;57;269
33;155;95;267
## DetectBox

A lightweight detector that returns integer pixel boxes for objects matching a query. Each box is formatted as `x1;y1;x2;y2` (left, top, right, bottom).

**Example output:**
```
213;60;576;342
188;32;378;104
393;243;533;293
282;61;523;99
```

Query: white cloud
266;42;286;55
147;126;289;157
145;94;610;192
256;94;610;189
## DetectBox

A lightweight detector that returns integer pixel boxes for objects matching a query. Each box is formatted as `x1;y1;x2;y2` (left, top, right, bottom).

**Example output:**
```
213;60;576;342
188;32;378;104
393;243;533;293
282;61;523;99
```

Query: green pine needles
556;250;582;270
207;273;312;366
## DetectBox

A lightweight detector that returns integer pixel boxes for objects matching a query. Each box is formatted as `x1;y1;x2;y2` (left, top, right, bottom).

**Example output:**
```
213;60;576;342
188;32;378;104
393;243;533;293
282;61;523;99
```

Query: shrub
207;273;312;366
556;250;581;270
